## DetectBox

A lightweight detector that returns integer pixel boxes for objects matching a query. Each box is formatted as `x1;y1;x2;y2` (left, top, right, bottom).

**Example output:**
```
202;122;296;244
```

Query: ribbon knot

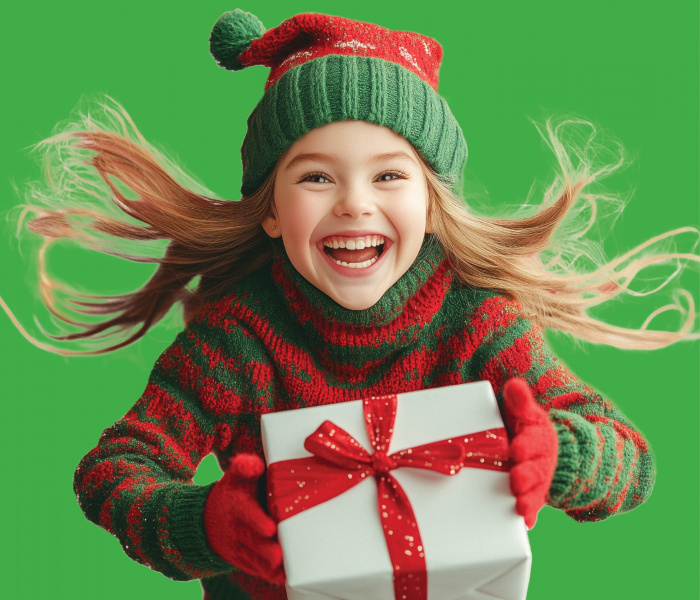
371;450;397;475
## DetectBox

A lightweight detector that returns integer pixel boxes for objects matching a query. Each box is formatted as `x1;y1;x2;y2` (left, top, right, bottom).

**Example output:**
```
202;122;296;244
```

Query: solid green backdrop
1;1;698;599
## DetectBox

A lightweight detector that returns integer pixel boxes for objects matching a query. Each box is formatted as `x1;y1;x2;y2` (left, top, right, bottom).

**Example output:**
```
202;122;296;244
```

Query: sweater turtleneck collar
269;235;454;359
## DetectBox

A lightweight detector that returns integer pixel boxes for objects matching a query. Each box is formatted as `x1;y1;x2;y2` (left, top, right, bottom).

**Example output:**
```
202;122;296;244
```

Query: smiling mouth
322;235;386;269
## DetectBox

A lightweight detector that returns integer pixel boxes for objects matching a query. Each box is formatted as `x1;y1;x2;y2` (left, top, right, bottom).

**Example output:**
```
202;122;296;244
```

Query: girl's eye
298;172;331;184
376;170;408;182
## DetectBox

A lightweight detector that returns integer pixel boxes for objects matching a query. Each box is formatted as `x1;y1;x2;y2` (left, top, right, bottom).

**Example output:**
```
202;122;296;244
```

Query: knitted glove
204;454;285;584
503;378;558;529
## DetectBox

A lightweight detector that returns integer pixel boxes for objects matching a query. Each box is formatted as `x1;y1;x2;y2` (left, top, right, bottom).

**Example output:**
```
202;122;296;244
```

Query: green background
1;1;698;598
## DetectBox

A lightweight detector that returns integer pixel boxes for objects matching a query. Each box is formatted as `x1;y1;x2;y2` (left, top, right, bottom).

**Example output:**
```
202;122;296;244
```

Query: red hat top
211;11;444;92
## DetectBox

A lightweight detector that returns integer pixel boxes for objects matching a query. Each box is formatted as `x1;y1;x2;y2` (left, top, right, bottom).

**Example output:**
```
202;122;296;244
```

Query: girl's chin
324;286;386;311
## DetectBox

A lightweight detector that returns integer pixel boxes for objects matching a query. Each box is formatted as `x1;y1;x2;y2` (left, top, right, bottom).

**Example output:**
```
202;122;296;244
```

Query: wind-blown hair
4;99;698;354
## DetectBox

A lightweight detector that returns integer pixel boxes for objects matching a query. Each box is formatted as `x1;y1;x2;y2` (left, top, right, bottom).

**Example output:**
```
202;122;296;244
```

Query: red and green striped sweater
74;236;655;600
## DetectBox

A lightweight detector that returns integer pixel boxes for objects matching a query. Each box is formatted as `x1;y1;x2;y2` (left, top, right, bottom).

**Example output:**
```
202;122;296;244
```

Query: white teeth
322;235;385;248
321;235;386;269
330;255;379;268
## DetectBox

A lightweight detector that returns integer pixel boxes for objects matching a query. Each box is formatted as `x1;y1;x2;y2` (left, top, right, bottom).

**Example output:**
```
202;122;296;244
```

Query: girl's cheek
392;205;428;236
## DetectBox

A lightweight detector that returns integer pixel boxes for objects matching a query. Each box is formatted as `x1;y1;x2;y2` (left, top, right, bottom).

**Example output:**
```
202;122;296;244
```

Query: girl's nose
332;187;376;219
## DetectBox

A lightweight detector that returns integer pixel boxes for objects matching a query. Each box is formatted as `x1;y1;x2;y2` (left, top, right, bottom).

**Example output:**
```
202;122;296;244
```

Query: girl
2;4;696;600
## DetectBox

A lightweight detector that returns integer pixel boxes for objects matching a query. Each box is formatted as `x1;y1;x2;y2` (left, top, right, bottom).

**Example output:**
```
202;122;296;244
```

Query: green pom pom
210;9;266;71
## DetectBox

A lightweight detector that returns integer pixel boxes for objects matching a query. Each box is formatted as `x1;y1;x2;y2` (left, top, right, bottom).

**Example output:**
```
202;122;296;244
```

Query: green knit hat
210;10;468;196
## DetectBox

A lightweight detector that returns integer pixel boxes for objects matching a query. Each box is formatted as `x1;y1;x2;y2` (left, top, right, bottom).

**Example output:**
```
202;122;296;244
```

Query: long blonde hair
4;100;698;353
426;158;697;349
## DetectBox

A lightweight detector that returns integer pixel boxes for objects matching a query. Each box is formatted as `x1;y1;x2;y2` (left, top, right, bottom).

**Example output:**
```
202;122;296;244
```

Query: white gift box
261;381;531;600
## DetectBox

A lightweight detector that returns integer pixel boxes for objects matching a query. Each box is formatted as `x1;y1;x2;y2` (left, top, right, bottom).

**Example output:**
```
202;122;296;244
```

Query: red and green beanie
209;10;468;196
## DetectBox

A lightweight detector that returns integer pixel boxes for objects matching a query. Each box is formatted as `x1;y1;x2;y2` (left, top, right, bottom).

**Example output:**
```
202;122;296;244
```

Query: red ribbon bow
267;394;509;600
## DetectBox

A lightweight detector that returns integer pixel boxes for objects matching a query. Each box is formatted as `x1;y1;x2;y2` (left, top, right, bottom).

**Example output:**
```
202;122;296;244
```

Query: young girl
3;7;698;600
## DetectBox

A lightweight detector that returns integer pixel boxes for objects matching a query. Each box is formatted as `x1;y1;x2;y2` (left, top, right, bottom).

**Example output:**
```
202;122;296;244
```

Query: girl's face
265;120;431;310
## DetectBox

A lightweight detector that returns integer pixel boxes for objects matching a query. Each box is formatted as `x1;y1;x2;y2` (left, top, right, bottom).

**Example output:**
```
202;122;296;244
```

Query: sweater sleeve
73;322;236;580
471;295;655;523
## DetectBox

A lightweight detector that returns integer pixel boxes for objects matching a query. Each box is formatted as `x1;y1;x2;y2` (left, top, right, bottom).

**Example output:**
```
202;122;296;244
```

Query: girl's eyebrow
283;151;417;172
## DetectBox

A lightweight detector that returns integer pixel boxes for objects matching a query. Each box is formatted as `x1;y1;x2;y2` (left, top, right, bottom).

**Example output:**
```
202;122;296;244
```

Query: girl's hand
503;378;558;529
204;454;285;584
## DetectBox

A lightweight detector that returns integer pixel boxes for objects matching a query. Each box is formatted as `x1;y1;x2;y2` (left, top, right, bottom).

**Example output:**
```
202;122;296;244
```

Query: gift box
260;381;531;600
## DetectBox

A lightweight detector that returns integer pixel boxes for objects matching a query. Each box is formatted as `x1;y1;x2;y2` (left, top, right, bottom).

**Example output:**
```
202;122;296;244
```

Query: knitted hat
210;10;467;196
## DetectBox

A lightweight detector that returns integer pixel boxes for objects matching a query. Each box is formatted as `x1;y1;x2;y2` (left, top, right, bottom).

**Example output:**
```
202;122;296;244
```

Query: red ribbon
267;394;509;600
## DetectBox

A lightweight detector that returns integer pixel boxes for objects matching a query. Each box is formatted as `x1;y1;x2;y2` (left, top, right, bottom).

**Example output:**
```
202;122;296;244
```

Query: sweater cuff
547;418;581;507
167;482;234;575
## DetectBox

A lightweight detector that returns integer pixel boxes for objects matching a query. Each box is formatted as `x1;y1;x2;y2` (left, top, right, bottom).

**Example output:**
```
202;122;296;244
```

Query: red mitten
503;378;558;529
204;453;285;584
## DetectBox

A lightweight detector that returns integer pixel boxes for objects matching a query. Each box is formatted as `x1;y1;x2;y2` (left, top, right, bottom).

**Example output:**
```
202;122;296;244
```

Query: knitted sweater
74;236;655;600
